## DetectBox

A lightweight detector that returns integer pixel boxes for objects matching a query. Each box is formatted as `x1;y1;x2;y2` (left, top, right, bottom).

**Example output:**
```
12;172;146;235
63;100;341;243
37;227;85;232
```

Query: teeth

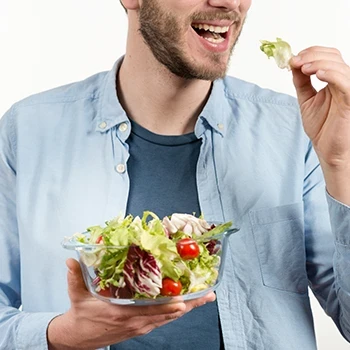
192;23;230;34
204;36;225;44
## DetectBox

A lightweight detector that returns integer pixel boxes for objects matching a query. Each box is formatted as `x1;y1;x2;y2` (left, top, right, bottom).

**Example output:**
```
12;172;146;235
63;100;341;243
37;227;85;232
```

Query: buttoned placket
196;122;246;350
97;120;131;219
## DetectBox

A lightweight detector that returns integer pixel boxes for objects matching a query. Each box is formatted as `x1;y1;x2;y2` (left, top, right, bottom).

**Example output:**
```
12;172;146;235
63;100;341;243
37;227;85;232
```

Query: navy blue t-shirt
111;121;224;349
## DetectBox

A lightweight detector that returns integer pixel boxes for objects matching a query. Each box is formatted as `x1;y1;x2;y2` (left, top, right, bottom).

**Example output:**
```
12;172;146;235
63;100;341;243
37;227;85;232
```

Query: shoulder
221;75;299;110
12;70;108;111
217;76;307;145
1;70;110;141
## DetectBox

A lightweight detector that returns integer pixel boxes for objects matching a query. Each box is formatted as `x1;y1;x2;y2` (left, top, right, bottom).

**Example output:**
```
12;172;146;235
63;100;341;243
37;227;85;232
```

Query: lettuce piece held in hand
260;38;294;70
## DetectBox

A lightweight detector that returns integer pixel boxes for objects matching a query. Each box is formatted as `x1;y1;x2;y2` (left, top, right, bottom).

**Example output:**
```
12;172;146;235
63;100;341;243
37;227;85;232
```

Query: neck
117;36;212;135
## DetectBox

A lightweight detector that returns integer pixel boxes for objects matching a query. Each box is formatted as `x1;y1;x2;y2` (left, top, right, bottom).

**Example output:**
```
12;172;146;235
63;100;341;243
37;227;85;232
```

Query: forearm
320;160;350;206
47;315;72;350
47;314;95;350
326;193;350;340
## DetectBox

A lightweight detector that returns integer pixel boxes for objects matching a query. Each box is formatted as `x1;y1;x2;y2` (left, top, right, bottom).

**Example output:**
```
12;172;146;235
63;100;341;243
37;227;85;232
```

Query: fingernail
318;70;326;76
292;55;302;62
303;63;312;69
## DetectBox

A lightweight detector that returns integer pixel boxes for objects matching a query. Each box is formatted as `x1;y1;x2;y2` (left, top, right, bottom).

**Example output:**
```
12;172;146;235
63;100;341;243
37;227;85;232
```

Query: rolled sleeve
17;312;60;350
327;191;350;246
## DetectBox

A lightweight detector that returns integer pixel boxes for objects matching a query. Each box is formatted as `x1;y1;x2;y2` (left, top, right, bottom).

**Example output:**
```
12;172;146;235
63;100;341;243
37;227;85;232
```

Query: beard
138;0;244;81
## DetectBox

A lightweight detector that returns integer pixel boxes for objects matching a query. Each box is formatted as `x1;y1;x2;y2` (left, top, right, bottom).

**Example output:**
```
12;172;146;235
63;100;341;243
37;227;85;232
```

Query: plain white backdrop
1;1;350;349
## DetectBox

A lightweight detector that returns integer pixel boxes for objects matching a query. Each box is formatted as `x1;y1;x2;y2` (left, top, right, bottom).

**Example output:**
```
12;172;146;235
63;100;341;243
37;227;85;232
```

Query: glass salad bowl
62;212;239;305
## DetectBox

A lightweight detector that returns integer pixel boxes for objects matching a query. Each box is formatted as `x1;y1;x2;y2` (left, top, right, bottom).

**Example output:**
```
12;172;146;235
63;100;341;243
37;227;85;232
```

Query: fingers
122;310;184;339
290;46;349;76
292;50;344;68
301;61;350;101
66;258;91;302
300;60;349;77
297;46;343;59
316;70;350;105
291;67;317;106
119;291;216;319
184;291;216;312
127;292;217;336
121;301;186;318
289;46;350;105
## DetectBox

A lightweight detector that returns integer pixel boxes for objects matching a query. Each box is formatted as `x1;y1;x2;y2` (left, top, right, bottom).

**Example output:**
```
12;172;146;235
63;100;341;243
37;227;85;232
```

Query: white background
1;1;350;349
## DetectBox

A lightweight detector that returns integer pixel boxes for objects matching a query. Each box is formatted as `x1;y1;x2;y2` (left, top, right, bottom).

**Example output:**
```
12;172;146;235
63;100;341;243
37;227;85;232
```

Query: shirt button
99;121;107;129
119;123;128;132
217;123;224;130
115;164;126;173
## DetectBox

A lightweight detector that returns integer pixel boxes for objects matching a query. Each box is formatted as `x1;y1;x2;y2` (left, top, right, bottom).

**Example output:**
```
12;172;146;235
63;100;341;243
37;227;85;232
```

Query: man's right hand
47;258;216;350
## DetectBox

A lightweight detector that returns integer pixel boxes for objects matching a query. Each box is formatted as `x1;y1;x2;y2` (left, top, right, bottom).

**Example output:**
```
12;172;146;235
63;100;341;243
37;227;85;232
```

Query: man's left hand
290;46;350;204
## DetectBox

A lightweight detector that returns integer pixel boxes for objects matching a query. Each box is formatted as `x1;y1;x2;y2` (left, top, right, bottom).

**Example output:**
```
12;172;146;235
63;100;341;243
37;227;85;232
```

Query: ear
121;0;140;11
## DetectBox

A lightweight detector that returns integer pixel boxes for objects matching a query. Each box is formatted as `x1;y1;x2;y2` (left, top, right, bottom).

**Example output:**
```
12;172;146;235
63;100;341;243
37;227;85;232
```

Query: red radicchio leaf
111;284;134;299
123;244;162;297
205;239;221;255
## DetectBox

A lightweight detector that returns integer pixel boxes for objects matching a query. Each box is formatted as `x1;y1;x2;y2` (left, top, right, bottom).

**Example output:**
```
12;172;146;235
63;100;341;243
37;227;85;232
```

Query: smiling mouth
191;23;230;44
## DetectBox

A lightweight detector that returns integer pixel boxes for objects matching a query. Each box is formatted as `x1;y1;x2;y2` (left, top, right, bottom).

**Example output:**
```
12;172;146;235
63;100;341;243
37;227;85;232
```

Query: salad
72;212;232;299
260;37;294;70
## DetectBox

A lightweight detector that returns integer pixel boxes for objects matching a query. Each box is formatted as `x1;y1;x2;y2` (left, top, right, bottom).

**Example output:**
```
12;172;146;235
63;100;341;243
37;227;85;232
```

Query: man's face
138;0;251;81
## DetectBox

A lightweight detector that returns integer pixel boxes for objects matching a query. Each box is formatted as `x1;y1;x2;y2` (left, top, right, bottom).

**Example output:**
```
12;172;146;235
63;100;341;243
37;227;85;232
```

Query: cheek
169;0;201;12
241;0;252;13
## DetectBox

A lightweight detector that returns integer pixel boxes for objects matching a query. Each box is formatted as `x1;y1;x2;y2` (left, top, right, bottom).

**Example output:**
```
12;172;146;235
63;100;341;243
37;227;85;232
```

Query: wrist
319;160;350;206
47;313;82;350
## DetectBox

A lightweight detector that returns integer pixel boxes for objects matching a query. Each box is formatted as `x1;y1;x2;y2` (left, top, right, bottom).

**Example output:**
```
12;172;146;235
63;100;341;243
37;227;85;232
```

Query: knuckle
137;326;153;336
188;301;205;311
124;322;141;334
164;312;181;321
110;313;123;324
310;52;319;62
137;310;148;317
332;47;341;56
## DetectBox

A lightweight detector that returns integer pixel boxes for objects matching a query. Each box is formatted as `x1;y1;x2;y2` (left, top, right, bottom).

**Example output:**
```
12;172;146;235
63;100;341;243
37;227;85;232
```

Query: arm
290;47;350;205
47;259;215;350
0;106;216;350
290;47;350;340
0;107;60;350
303;142;350;341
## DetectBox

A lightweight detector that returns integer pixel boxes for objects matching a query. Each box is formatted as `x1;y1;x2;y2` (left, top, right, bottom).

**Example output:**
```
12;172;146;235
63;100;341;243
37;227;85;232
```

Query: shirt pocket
249;202;308;294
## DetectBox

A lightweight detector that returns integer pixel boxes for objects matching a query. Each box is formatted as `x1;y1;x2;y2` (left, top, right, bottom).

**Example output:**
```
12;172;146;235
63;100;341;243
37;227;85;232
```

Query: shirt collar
96;57;229;136
195;78;228;138
95;57;128;133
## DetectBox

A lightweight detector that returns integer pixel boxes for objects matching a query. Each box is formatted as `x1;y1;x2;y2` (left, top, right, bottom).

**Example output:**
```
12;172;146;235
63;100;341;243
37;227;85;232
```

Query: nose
207;0;241;10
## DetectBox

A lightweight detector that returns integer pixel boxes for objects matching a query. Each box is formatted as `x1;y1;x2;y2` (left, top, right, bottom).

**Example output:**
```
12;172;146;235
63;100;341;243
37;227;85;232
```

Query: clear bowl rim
62;224;240;251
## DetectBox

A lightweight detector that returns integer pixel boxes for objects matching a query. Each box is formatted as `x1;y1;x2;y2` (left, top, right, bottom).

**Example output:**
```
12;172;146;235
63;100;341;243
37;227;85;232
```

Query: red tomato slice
97;287;111;297
96;235;103;244
176;238;200;260
160;278;182;296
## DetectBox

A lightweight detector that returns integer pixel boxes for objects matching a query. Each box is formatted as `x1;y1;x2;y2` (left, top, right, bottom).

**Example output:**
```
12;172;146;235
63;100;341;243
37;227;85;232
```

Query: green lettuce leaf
260;38;293;70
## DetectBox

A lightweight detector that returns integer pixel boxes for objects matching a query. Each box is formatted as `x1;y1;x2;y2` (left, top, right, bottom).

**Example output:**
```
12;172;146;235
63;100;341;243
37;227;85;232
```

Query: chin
193;60;229;81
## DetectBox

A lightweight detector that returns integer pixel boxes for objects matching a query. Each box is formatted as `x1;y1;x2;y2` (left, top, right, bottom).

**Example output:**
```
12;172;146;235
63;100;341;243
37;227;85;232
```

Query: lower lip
190;26;233;53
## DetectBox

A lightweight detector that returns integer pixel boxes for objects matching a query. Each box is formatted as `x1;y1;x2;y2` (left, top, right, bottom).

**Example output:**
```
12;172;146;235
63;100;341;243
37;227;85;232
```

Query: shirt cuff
17;312;60;350
326;190;350;246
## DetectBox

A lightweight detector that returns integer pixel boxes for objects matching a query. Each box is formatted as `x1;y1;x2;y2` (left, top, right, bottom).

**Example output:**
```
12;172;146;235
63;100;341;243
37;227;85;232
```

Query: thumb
66;258;90;302
291;67;317;107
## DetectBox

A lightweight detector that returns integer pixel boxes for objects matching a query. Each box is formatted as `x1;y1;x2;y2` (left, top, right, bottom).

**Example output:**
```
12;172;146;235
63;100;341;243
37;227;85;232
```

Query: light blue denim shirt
1;58;350;350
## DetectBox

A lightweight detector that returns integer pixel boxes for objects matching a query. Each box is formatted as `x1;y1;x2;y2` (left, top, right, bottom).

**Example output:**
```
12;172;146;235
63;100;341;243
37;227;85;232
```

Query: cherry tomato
160;278;182;296
97;286;111;297
176;238;200;260
96;235;103;244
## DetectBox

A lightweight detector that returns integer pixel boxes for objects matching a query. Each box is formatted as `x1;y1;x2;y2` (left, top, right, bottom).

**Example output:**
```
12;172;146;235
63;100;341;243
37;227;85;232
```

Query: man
1;0;350;349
